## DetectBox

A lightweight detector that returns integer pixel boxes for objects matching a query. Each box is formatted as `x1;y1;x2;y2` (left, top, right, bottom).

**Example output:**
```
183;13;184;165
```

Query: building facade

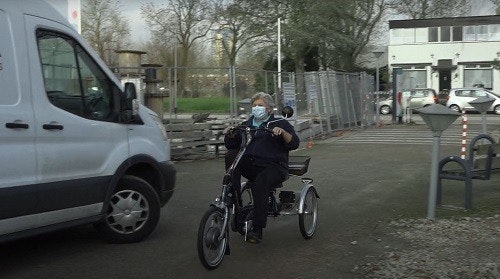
388;15;500;93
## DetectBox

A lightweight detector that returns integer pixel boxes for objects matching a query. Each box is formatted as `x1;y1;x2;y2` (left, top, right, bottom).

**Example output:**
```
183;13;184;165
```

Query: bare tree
491;0;500;14
141;0;217;68
389;0;472;19
213;1;273;67
81;0;130;66
141;0;218;97
314;0;389;71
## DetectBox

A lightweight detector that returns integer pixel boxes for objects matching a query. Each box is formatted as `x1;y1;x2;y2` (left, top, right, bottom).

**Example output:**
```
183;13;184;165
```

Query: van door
25;16;129;226
0;9;38;233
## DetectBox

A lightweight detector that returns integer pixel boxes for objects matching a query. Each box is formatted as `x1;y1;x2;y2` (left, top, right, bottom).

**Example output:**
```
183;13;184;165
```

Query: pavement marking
336;126;483;145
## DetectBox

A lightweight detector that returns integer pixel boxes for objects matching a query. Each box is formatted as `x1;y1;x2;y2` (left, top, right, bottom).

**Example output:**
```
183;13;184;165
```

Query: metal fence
114;65;375;136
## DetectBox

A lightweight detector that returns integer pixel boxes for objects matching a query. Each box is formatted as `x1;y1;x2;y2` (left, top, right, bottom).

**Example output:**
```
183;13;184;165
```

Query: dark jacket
224;114;300;169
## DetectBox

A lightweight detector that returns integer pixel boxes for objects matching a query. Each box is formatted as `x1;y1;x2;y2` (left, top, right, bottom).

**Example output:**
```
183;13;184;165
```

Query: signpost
282;82;297;119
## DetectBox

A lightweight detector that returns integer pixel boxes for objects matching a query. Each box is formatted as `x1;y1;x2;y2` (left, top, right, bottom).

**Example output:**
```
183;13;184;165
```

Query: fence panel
114;65;375;136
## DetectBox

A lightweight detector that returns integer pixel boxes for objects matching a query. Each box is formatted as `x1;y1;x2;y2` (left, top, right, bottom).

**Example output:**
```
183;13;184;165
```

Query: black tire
299;188;318;239
494;105;500;115
94;175;160;244
449;104;460;112
380;105;391;115
197;206;228;270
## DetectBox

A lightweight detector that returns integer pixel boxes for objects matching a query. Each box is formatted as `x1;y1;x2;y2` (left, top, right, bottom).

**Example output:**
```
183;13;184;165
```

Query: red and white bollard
460;109;467;159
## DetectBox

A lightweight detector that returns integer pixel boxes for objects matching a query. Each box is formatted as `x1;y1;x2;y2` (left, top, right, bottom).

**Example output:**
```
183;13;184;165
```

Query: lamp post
373;51;384;124
416;104;460;219
469;97;495;135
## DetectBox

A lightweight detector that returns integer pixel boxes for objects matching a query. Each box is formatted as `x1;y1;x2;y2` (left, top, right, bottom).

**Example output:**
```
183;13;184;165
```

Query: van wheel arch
94;175;161;243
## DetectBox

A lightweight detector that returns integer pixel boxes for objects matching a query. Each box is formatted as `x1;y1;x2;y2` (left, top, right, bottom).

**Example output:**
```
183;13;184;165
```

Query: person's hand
223;126;236;138
272;127;285;136
272;127;293;143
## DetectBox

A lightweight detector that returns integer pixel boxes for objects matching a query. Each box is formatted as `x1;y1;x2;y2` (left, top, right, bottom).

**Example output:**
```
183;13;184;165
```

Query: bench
165;122;226;160
437;134;500;209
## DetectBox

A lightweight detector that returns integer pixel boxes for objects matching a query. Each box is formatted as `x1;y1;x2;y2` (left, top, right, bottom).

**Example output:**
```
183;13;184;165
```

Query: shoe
245;227;262;244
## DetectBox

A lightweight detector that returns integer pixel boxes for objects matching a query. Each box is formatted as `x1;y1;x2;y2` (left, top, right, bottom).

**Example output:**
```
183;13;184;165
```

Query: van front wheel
95;175;161;243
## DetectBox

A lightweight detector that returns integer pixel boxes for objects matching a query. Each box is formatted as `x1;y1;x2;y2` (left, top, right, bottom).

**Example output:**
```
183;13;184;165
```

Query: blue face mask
252;106;267;120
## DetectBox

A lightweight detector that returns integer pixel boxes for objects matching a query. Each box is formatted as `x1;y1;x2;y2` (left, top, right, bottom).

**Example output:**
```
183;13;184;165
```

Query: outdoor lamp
416;104;460;219
469;97;495;135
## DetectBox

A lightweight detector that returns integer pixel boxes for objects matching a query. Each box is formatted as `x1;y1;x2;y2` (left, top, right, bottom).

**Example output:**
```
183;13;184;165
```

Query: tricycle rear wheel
299;187;318;239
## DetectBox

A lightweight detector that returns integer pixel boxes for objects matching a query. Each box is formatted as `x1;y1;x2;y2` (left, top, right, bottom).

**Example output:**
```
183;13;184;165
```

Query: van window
0;10;18;105
36;30;116;121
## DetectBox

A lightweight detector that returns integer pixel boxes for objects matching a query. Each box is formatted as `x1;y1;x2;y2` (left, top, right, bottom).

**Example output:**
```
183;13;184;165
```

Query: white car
446;88;500;114
377;88;438;115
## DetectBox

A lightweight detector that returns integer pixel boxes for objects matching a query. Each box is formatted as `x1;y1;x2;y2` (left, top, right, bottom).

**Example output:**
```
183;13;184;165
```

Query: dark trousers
226;150;286;229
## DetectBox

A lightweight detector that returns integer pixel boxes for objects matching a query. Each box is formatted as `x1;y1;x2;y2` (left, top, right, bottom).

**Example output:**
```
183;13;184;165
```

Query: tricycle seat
288;156;311;176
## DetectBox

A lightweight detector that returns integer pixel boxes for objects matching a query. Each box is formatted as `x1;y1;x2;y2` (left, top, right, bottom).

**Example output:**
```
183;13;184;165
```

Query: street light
469;97;495;135
373;50;384;125
373;51;384;92
416;104;460;219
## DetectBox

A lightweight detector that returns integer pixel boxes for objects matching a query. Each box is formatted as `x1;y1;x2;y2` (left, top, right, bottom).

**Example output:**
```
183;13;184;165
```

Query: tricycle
197;107;319;270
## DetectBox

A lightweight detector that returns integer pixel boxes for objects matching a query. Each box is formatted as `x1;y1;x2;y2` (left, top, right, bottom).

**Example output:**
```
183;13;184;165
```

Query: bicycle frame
212;126;253;241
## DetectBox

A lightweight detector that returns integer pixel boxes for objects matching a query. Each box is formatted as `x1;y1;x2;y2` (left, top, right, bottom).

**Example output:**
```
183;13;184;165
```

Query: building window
428;27;438;42
441;26;451;42
390;28;416;44
415;28;427;43
452;26;463;41
490;24;500;40
464;68;492;89
402;70;427;90
464;26;476;41
477;25;488;40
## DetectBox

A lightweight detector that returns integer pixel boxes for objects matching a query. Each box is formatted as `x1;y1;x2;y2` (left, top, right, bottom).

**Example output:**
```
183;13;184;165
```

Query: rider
224;92;300;244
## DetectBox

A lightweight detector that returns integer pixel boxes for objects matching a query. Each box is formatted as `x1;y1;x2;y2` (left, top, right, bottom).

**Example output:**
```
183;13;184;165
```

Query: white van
0;0;175;243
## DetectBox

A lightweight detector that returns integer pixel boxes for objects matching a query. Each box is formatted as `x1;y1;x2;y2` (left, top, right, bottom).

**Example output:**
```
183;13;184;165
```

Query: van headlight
150;113;168;141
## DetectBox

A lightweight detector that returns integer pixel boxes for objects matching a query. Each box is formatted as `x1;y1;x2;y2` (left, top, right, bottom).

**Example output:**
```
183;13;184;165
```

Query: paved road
0;122;498;279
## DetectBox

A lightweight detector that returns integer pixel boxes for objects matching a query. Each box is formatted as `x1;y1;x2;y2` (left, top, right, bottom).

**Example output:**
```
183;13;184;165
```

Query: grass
163;97;230;113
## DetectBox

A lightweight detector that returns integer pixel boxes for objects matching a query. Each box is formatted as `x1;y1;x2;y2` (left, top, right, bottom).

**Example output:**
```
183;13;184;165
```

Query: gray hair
250;92;275;109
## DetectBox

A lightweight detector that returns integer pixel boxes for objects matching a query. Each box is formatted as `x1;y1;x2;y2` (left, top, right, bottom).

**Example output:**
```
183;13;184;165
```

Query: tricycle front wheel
197;206;228;270
299;187;318;239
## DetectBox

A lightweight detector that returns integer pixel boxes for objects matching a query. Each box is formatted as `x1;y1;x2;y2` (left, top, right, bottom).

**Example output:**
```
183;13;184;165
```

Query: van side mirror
121;82;139;121
124;82;137;100
124;82;138;114
282;106;294;118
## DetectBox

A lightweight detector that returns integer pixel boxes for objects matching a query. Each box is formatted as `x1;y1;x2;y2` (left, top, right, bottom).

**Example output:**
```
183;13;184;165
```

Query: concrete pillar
142;63;165;119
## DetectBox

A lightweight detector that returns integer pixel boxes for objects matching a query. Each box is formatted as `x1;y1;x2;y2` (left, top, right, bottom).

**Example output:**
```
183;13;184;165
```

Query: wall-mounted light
392;55;396;60
455;53;460;58
497;51;500;58
454;73;459;79
430;54;434;59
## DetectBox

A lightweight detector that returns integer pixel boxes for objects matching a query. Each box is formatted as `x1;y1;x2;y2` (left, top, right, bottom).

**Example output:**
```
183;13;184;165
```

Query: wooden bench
165;122;226;160
438;134;500;209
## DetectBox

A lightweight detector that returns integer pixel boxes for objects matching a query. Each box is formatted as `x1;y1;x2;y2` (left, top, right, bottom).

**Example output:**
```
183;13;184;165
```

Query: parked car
377;88;438;115
446;88;500;114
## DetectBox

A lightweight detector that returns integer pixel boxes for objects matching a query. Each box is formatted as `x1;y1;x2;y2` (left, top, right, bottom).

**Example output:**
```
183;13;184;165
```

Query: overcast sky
121;0;497;45
121;0;155;44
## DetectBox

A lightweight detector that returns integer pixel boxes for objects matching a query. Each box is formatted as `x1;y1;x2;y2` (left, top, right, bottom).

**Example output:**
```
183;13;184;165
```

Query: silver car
446;88;500;114
377;88;438;115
